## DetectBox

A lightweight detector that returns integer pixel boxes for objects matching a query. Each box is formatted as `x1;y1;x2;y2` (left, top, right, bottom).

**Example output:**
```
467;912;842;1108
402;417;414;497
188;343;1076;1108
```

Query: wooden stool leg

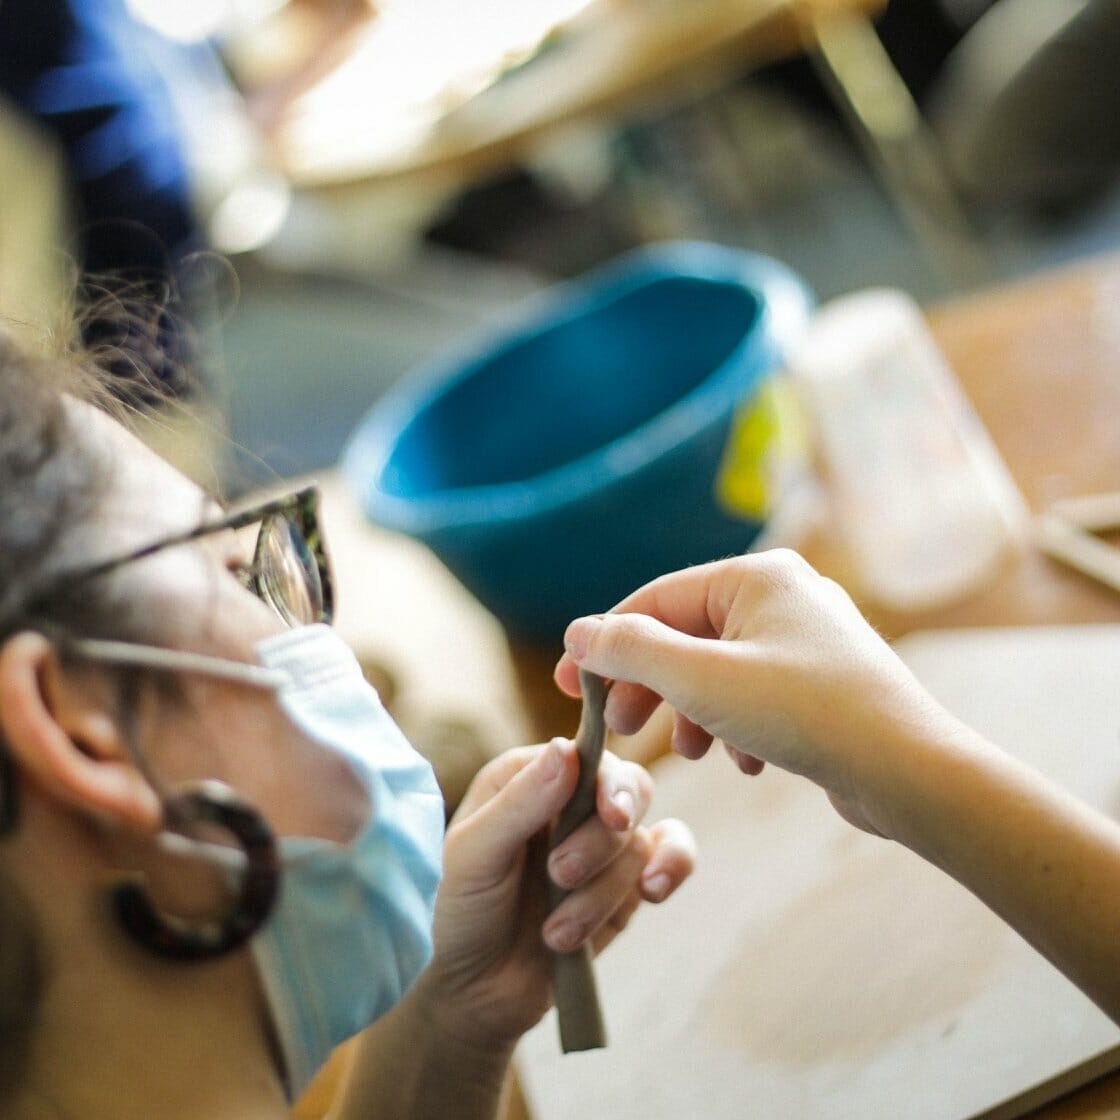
805;10;987;290
291;1043;536;1120
291;1040;357;1119
501;1062;535;1120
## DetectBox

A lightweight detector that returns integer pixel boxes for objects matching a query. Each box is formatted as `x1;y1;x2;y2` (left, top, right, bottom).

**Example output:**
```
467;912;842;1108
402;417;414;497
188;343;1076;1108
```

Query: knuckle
622;759;654;806
750;547;810;586
606;889;641;935
628;824;655;864
652;816;698;860
598;612;659;663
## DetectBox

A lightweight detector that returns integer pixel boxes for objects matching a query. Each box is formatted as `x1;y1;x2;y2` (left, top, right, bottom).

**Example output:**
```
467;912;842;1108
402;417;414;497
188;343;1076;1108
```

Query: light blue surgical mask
251;624;445;1100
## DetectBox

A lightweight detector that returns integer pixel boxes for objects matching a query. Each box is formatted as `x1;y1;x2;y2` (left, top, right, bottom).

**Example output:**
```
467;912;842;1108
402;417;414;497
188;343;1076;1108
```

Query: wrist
872;713;1000;857
407;969;519;1076
841;691;978;846
341;976;516;1120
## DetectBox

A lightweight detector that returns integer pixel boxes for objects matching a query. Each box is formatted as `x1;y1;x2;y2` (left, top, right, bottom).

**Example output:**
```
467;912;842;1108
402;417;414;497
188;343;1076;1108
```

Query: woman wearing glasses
0;333;696;1120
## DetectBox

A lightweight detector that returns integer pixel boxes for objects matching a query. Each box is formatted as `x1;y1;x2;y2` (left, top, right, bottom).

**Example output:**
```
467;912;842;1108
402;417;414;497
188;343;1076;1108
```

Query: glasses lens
255;514;324;626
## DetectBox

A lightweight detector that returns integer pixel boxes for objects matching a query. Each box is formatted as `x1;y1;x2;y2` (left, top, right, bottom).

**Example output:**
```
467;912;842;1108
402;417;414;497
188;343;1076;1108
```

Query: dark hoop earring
112;780;280;962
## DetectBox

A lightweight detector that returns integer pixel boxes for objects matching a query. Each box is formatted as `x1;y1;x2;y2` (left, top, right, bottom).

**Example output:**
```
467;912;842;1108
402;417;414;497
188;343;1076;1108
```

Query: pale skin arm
330;741;696;1120
553;550;1120;1023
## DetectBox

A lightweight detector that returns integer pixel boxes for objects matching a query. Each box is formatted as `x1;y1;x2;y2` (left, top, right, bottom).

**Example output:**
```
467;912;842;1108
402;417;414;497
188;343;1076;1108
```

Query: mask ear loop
112;779;281;962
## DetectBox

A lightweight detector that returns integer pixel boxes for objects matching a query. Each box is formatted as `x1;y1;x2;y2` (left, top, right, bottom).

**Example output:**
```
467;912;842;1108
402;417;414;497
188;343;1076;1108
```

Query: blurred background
0;0;1117;490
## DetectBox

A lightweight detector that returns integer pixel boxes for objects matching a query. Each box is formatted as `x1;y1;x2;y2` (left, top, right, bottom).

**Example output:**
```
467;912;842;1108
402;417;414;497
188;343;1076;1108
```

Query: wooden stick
1047;492;1120;532
1033;512;1120;596
548;669;608;1052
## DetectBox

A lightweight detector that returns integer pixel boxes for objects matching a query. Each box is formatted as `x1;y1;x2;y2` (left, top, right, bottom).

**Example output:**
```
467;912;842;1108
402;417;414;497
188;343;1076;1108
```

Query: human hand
555;551;955;837
413;741;695;1051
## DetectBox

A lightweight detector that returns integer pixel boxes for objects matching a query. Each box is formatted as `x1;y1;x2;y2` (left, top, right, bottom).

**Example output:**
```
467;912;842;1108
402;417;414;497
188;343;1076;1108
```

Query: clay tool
548;668;609;1052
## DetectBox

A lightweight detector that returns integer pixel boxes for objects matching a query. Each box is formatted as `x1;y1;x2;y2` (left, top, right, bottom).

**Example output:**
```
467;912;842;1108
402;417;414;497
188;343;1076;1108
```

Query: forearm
870;712;1120;1021
330;978;516;1120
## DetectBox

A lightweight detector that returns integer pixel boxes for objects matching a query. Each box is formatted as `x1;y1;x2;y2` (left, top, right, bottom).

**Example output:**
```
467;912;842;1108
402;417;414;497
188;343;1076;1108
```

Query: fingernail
549;851;587;889
540;741;564;781
564;617;601;662
643;872;670;902
545;918;584;953
610;787;636;828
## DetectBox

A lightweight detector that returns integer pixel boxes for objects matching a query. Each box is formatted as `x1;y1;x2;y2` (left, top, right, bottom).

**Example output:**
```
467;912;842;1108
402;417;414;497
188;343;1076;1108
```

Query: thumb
444;741;578;888
566;612;718;707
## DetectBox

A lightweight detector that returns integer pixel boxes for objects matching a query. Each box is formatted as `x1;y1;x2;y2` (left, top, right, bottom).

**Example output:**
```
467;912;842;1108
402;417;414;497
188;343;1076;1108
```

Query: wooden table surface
293;250;1120;1119
899;254;1120;1119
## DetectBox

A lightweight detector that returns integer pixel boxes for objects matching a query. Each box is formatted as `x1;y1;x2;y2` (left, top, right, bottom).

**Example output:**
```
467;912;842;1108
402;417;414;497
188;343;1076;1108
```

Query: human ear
0;633;162;832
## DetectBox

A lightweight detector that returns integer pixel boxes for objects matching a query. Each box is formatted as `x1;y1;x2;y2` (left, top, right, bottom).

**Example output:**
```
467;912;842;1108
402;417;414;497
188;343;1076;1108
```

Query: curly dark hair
0;325;129;633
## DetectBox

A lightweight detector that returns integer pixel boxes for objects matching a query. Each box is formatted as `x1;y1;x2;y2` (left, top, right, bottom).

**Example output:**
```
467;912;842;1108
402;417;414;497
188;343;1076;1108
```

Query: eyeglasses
33;484;334;628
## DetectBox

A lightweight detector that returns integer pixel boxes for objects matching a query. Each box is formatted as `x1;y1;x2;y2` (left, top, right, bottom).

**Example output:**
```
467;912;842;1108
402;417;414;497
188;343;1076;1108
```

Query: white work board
516;625;1120;1120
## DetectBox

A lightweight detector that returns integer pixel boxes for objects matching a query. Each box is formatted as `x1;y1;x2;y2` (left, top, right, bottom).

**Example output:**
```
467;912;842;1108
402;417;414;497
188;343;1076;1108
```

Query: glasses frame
27;484;334;628
64;637;292;690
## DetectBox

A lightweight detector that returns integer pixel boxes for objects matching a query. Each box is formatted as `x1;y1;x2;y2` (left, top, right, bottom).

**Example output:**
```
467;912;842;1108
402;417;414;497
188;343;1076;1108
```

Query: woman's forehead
83;403;221;552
